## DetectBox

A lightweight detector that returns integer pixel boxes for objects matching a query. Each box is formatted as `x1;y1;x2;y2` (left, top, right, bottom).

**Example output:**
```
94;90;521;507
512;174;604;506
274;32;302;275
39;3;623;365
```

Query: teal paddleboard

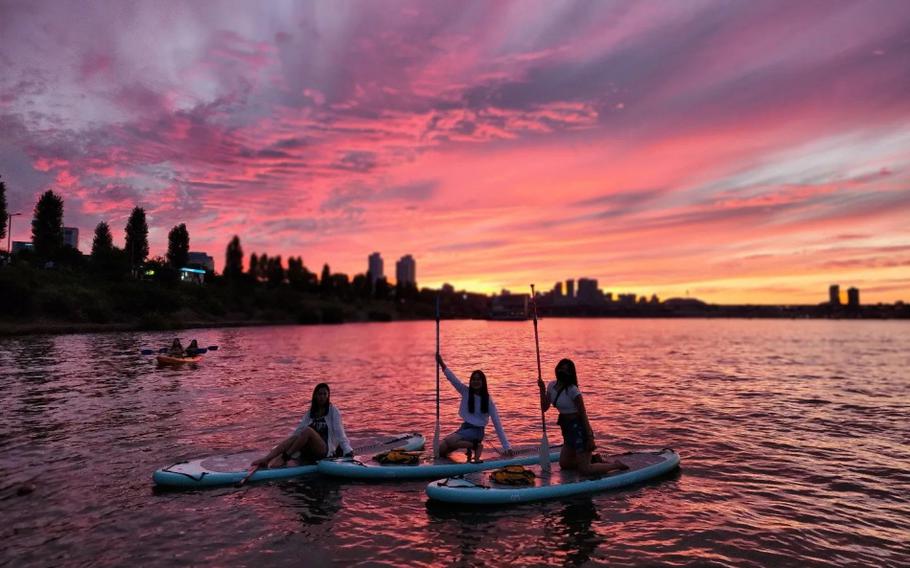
426;448;680;504
317;444;562;480
153;432;424;488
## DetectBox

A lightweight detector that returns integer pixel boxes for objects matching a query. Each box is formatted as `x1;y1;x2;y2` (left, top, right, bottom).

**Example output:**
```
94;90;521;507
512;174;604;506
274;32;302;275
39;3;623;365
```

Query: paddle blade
140;349;154;355
539;434;551;472
206;345;219;351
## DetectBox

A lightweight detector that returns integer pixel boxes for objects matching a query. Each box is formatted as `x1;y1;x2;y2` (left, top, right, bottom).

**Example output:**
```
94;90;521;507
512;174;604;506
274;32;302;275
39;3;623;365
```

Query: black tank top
309;415;329;444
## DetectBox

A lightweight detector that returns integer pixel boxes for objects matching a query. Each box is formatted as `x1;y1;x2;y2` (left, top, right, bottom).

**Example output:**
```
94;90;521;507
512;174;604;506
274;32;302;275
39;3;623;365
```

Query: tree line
1;181;418;302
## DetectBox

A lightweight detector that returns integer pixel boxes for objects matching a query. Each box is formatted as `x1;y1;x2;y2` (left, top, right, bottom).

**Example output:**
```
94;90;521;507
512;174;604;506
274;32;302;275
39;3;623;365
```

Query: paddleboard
426;448;679;504
153;432;425;488
317;444;563;480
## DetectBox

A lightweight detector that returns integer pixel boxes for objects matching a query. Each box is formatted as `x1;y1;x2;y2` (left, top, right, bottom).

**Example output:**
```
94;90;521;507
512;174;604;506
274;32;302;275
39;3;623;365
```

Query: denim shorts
453;422;485;443
558;414;590;452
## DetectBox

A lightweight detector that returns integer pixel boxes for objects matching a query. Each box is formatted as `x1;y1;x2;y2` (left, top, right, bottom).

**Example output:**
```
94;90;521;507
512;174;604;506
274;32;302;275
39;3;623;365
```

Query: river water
1;319;907;567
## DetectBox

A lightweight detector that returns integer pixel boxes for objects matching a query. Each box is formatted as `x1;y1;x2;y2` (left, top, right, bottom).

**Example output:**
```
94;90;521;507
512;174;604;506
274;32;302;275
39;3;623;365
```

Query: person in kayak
167;338;185;357
186;339;200;355
436;353;514;462
251;382;353;469
538;358;628;476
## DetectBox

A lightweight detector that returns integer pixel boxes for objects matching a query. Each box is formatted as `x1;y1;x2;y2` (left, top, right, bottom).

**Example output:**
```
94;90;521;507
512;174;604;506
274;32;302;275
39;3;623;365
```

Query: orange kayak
156;355;203;365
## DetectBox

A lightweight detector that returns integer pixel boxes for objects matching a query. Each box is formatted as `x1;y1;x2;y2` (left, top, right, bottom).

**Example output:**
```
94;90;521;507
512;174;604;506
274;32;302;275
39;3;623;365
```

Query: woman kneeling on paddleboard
436;353;514;462
539;358;627;476
252;382;353;469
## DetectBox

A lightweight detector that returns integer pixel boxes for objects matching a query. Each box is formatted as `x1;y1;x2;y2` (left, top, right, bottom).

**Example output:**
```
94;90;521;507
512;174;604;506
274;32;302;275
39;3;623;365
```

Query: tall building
829;284;841;306
577;277;599;304
847;287;860;308
187;251;215;271
63;227;79;250
368;252;384;285
395;254;416;286
553;282;563;297
566;279;575;299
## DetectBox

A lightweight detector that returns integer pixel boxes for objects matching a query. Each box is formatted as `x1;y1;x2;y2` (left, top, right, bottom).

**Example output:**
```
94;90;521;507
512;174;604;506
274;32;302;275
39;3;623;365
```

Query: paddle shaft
434;295;441;458
531;284;551;472
236;464;260;487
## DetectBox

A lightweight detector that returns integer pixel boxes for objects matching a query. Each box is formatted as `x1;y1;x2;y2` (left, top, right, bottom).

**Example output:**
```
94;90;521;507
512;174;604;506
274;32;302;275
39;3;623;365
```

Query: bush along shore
0;261;487;337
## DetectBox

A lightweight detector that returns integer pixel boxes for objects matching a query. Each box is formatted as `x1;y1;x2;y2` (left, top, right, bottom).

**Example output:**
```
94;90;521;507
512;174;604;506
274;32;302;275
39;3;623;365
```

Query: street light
7;212;22;257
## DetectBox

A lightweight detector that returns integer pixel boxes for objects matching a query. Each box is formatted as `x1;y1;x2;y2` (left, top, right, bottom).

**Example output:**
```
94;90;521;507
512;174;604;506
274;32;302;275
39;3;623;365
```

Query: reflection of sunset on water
1;319;907;565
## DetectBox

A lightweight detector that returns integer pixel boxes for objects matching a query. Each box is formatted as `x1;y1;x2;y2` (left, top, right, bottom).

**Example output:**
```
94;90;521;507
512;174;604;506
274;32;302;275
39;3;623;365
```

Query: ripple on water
1;320;909;567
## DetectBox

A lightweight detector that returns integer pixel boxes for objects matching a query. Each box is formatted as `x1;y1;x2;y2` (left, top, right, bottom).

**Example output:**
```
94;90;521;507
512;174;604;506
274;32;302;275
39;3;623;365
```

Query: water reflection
281;479;345;526
0;319;907;567
554;498;601;565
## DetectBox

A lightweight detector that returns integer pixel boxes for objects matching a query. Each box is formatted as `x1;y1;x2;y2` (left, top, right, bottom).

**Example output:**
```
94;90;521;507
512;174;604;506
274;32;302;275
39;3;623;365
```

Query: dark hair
467;370;489;414
555;358;578;386
309;382;331;417
553;358;578;404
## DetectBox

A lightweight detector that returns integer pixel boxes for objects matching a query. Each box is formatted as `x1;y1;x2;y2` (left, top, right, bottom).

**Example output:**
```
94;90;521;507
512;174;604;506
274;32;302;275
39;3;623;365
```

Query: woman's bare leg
559;445;577;470
576;450;627;476
285;427;327;463
438;434;473;458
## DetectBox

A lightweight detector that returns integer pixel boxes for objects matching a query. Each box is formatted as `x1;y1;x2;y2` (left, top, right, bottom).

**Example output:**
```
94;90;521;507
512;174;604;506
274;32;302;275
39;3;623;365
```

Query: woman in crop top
436;353;514;463
538;358;627;476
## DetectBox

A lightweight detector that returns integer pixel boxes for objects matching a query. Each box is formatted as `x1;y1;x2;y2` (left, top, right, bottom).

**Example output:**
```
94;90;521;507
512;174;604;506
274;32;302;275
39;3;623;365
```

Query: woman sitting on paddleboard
252;382;353;469
436;353;513;462
539;358;627;476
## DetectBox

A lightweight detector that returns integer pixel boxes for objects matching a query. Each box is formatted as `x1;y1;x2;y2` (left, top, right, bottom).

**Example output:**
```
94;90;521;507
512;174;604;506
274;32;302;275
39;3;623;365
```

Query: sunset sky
1;1;909;303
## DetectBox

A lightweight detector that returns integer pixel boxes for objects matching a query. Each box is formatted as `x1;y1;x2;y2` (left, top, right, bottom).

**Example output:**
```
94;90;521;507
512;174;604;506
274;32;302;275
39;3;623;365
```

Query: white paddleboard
426;448;680;504
153;432;425;488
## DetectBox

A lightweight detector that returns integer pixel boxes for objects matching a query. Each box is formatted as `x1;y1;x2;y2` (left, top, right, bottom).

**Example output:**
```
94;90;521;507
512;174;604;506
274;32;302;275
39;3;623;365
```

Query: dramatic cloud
1;0;909;303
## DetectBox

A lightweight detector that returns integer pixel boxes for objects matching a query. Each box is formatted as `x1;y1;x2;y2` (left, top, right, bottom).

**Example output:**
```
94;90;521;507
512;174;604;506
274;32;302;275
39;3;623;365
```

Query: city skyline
2;2;909;304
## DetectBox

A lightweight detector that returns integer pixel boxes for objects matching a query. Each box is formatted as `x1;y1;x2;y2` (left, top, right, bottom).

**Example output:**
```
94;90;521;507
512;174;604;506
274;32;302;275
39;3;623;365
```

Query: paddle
140;345;219;356
531;284;551;472
235;464;260;488
433;295;441;459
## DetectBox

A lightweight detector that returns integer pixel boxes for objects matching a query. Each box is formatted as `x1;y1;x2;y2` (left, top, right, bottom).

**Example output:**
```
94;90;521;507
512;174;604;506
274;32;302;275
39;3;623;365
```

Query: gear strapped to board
374;449;422;465
490;465;536;486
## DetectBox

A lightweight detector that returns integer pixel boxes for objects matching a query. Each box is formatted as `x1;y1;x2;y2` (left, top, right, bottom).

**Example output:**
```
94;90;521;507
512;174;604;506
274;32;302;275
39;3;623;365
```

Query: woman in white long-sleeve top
252;382;353;469
435;353;514;462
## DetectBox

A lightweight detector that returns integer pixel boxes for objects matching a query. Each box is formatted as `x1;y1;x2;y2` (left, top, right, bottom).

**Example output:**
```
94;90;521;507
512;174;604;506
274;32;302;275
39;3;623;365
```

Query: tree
320;263;332;294
248;253;259;280
352;273;370;298
254;252;269;282
266;255;284;286
0;175;7;241
166;223;190;268
224;235;244;280
124;207;149;268
374;276;390;300
91;221;114;259
32;190;64;260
